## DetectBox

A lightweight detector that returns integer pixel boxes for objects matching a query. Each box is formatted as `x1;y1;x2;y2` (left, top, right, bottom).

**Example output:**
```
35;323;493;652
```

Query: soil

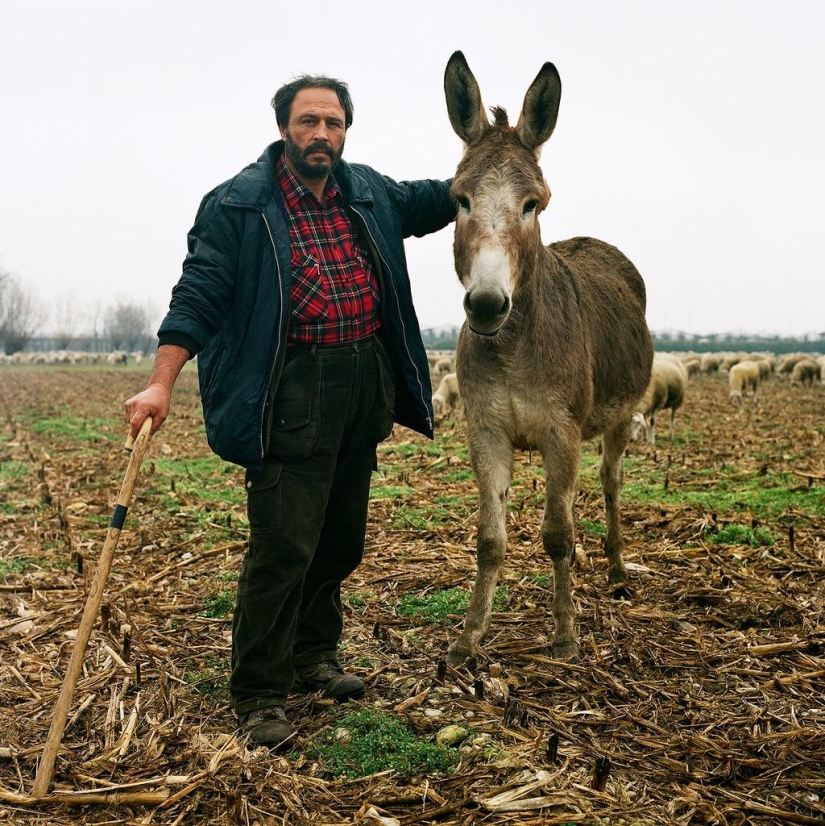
0;364;823;825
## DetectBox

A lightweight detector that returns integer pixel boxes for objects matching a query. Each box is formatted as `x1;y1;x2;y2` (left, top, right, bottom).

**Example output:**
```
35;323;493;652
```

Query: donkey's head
445;52;561;336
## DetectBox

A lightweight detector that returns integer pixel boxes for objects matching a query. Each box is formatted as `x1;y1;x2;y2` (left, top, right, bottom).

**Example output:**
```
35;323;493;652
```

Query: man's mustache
304;142;333;158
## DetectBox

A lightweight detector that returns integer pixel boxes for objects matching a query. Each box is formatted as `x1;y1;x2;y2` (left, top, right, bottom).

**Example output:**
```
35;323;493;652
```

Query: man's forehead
291;88;344;117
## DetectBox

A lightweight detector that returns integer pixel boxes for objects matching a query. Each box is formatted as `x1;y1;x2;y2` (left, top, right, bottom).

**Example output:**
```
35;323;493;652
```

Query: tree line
0;270;158;355
420;326;825;355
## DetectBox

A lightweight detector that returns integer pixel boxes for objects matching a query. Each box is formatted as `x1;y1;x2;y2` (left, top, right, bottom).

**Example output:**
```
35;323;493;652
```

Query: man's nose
314;121;330;141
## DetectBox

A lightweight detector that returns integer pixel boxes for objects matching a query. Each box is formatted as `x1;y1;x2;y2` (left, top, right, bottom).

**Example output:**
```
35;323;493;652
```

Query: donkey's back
549;235;652;437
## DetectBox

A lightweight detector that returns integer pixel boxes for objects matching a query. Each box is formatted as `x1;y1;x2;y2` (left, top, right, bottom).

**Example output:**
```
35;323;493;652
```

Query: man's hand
124;344;191;439
125;384;172;439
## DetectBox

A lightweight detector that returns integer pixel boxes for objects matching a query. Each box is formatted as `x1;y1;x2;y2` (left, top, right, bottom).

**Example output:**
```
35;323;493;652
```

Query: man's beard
284;132;345;179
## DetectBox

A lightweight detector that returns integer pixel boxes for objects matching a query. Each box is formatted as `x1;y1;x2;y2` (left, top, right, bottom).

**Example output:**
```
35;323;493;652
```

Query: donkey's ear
444;51;489;146
515;62;562;151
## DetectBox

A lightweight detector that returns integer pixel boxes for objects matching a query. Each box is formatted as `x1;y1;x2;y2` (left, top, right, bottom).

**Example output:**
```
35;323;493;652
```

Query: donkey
443;52;653;664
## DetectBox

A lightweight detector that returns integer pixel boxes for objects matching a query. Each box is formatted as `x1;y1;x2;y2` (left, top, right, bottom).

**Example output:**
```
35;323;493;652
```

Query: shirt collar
276;155;340;208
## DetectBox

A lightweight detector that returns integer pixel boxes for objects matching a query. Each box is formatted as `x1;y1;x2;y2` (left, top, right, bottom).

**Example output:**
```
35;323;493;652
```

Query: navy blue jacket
158;141;455;470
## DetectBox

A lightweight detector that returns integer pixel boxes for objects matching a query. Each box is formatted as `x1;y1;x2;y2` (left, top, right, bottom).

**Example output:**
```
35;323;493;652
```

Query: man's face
281;87;346;180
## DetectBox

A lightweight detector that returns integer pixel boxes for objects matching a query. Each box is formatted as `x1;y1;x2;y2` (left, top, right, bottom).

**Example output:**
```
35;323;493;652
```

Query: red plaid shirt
275;156;381;345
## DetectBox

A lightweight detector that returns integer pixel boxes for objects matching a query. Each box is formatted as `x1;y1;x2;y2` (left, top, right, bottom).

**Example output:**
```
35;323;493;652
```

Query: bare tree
51;292;82;349
104;300;155;351
0;271;46;354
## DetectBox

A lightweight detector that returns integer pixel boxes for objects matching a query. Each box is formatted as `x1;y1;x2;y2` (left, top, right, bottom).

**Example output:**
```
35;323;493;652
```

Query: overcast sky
2;0;823;339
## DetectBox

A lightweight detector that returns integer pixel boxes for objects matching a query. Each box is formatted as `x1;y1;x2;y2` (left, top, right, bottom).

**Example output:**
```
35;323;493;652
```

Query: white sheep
699;353;722;374
790;359;822;387
728;360;760;404
432;372;461;419
777;352;811;377
630;353;688;445
432;357;453;378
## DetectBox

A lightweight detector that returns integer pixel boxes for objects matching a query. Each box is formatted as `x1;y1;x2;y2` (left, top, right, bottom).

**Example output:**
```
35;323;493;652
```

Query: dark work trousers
230;336;395;715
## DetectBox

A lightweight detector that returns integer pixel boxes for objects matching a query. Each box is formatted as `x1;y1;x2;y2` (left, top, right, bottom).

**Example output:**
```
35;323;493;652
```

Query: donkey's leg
447;432;512;666
600;419;631;585
540;427;582;660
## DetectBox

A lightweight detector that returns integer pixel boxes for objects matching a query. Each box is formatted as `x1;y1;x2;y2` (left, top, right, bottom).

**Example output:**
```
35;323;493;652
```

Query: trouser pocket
245;463;283;535
266;354;322;459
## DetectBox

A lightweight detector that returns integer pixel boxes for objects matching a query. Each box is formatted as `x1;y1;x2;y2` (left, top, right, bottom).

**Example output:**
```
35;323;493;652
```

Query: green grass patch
201;589;235;618
0;461;30;480
370;484;415;500
389;505;457;530
28;416;116;444
0;558;30;579
183;655;230;701
344;590;373;609
398;585;508;625
379;442;444;460
444;468;474;483
578;519;606;537
709;524;776;547
308;709;459;779
0;555;64;579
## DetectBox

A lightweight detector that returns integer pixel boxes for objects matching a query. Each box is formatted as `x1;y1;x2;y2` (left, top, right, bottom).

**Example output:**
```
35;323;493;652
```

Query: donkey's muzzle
463;289;511;336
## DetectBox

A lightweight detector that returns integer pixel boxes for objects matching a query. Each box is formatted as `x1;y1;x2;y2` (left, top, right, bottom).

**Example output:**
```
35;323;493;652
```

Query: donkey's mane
490;106;509;127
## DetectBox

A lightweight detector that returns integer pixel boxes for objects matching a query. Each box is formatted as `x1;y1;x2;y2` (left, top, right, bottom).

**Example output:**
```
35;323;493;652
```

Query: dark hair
271;75;354;129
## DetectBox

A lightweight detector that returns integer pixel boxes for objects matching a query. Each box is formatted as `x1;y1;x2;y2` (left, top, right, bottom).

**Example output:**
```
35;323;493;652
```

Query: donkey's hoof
607;566;629;586
446;642;474;668
552;640;581;661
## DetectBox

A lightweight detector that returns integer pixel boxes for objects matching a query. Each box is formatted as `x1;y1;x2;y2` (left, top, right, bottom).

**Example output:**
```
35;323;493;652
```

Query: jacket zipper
350;205;433;431
259;211;286;458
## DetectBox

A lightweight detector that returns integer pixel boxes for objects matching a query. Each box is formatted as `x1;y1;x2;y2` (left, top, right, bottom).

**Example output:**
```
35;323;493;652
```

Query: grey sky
1;0;823;338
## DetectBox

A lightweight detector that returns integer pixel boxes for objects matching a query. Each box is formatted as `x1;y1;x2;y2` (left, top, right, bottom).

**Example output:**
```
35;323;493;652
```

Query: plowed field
0;363;823;825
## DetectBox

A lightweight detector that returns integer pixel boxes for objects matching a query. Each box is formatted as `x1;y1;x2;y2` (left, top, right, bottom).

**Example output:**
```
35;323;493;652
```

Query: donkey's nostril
463;292;474;314
500;295;511;315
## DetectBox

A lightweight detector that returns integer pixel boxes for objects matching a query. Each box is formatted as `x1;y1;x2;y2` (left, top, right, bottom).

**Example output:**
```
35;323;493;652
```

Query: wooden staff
32;417;154;799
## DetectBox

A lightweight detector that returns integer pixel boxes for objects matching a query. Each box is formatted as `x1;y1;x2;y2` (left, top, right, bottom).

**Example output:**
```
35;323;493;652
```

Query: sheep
630;353;688;445
790;359;822;387
682;357;701;377
753;358;773;381
700;353;722;374
432;357;453;378
432;372;461;419
777;352;811;377
106;350;129;365
728;360;760;403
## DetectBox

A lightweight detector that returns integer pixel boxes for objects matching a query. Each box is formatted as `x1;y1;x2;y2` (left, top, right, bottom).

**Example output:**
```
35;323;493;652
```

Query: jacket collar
220;141;374;209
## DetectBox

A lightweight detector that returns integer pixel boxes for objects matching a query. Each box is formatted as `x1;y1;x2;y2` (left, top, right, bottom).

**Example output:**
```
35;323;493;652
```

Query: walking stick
32;416;154;799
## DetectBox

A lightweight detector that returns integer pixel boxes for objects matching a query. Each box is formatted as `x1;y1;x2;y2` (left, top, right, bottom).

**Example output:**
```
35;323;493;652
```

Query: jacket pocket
370;339;396;443
266;354;322;459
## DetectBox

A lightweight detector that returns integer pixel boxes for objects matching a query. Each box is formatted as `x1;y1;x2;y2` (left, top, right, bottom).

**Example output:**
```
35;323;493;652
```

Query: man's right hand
123;343;192;440
125;384;172;439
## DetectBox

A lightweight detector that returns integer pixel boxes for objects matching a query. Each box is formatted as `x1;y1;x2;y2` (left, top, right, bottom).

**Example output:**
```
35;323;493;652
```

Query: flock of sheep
427;348;823;444
0;349;146;366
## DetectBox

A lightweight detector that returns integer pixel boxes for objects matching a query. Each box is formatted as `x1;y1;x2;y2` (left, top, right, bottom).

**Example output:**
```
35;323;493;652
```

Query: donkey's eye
457;195;471;212
522;199;539;215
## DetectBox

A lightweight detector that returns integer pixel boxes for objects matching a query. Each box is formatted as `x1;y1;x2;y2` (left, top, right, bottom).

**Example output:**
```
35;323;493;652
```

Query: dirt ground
0;363;823;825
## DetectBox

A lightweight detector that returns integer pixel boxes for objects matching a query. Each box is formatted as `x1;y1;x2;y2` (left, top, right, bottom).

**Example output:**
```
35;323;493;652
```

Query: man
125;75;455;746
